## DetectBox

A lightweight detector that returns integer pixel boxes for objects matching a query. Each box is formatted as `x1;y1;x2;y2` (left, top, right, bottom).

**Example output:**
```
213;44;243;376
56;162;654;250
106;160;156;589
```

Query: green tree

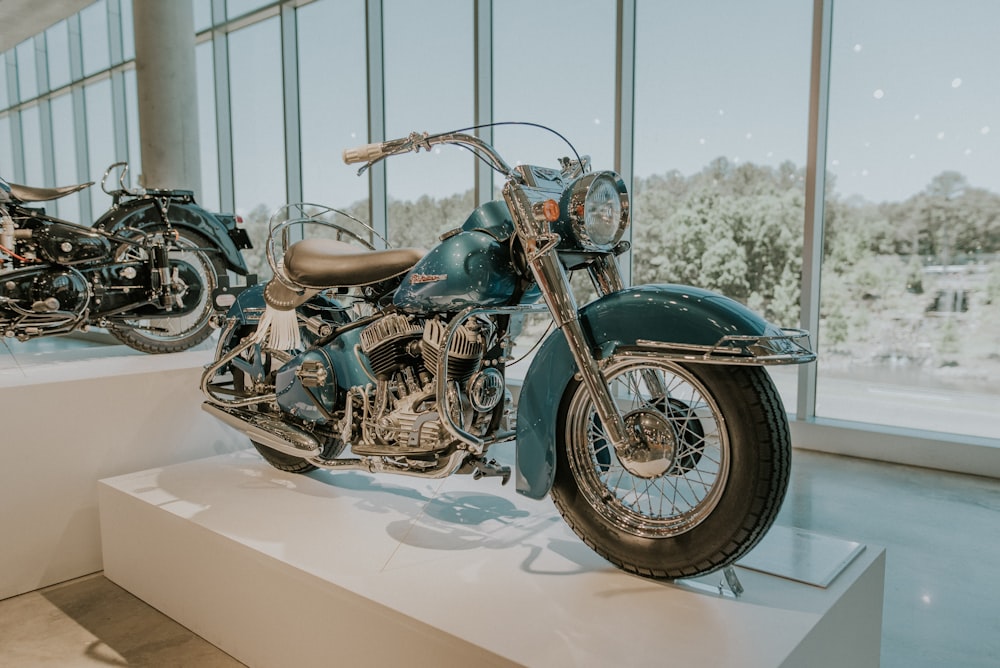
632;158;805;323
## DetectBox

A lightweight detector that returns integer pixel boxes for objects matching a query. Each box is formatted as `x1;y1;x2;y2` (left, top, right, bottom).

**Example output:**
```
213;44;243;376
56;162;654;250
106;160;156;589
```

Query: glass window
81;0;111;76
46;22;72;90
84;78;115;222
196;41;219;211
124;69;141;173
631;0;811;412
819;0;1000;439
492;0;617;364
20;105;43;186
0;54;9;109
493;0;615;186
383;0;475;249
228;16;285;278
16;39;38;102
297;0;368;210
193;0;212;32
51;93;80;221
0;116;12;177
227;0;272;19
121;0;135;63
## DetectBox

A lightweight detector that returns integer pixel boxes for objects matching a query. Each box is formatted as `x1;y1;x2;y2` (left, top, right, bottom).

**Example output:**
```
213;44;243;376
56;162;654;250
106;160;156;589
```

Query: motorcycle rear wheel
223;325;347;473
550;354;790;580
251;441;319;474
110;228;225;353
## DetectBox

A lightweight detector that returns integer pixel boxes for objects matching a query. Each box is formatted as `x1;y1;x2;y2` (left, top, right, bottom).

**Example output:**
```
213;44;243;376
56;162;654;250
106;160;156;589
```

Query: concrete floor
0;573;242;667
0;449;997;667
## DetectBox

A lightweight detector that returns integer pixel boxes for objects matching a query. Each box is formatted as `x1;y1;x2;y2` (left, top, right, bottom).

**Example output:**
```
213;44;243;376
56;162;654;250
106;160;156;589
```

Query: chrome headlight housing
561;171;629;251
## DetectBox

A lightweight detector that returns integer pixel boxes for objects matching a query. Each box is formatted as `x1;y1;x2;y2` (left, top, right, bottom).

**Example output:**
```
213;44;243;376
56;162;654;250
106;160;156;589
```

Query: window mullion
798;0;834;421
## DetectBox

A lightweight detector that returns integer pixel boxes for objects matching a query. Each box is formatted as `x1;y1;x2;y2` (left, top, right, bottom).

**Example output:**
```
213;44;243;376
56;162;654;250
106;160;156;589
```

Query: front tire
550;354;790;580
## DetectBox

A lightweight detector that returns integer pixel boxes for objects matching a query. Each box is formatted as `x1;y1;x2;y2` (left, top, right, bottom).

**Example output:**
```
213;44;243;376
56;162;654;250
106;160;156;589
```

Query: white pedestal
100;451;885;668
0;349;249;600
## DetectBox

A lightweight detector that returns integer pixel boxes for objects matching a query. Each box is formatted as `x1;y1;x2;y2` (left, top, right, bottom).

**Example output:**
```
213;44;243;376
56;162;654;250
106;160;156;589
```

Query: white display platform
100;450;885;668
0;347;249;600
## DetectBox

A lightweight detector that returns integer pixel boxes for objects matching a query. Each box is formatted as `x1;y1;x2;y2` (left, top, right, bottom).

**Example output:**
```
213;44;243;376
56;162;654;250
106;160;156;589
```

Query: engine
0;265;91;338
354;313;509;453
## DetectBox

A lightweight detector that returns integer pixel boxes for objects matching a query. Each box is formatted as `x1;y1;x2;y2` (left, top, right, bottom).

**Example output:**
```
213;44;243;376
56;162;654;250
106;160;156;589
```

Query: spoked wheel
109;228;225;353
550;353;791;580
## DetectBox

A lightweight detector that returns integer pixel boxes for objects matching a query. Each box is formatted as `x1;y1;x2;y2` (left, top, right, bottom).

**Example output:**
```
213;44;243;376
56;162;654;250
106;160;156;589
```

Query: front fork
503;185;636;456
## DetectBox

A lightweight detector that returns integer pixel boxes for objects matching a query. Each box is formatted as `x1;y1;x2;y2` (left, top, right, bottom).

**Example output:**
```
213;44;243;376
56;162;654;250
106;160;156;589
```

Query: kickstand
675;565;745;599
719;566;744;598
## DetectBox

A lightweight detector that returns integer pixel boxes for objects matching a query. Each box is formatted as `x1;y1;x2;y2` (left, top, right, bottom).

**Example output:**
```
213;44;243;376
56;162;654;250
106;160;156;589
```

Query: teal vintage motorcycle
200;125;815;580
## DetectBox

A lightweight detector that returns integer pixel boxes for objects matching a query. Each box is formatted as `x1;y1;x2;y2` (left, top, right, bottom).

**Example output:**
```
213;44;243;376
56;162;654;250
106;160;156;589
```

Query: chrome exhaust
203;402;470;480
202;403;320;458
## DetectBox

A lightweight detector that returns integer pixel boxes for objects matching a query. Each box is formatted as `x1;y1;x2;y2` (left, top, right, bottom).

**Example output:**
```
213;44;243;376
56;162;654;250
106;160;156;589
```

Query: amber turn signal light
542;199;560;222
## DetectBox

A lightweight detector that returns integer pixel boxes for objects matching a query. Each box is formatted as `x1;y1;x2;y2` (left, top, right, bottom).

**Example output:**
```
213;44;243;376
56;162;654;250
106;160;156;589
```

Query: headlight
562;171;629;250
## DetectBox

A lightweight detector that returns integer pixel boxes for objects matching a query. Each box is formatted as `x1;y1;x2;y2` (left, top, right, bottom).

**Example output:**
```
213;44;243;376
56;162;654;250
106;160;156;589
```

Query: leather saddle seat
283;238;425;289
7;181;93;203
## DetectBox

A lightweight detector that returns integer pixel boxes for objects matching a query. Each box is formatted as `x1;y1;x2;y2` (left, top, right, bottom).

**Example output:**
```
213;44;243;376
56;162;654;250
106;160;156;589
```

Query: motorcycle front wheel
110;228;225;354
550;354;790;580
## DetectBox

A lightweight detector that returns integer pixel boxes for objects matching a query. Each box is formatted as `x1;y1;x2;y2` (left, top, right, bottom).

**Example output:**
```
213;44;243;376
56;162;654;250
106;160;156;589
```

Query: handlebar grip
342;142;385;164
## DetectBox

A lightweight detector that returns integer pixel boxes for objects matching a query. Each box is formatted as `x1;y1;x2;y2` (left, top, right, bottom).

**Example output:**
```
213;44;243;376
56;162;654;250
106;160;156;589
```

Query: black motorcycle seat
284;238;426;288
7;181;93;203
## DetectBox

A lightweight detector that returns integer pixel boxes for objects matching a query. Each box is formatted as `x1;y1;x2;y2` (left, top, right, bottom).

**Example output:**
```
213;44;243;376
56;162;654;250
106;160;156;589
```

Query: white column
132;0;201;192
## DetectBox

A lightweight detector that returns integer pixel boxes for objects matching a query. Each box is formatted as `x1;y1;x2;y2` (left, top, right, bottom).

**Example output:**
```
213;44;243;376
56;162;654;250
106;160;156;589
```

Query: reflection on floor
0;331;217;384
0;449;997;667
0;332;127;373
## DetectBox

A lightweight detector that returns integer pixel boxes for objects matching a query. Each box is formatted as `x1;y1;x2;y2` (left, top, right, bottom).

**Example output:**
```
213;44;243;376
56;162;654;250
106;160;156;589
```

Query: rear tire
550;354;790;580
251;441;319;473
109;228;225;353
226;325;347;474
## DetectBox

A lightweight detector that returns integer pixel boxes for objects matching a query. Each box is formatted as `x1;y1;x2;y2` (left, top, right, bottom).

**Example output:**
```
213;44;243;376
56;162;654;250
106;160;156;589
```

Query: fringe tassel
252;305;302;351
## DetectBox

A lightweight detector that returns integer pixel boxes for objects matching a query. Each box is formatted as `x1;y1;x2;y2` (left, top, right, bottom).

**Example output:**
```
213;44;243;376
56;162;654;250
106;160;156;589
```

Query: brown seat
283;238;425;289
7;181;93;203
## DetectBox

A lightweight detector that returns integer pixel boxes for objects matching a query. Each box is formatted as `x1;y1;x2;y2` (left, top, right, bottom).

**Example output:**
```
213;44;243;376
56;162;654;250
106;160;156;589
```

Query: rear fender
98;199;251;274
514;284;785;499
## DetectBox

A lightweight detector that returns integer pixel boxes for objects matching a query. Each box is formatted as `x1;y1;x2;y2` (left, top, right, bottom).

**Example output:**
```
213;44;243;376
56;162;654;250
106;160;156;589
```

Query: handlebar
342;131;517;178
342;142;388;165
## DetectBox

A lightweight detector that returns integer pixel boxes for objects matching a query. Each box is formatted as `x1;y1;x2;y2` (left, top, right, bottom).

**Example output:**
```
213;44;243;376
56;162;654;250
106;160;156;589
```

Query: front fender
514;284;782;499
98;199;251;274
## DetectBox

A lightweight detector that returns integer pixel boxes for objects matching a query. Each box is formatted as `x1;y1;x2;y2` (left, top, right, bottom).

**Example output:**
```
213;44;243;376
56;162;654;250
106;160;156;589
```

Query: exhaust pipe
203;403;472;481
202;403;320;458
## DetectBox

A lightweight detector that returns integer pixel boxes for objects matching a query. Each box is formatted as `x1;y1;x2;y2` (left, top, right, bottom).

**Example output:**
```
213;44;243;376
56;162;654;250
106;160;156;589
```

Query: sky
633;0;1000;203
825;0;1000;201
271;0;1000;208
4;0;1000;216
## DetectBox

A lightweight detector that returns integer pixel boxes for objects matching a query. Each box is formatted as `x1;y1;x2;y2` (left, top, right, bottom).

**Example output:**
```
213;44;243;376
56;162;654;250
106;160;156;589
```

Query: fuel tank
393;201;520;313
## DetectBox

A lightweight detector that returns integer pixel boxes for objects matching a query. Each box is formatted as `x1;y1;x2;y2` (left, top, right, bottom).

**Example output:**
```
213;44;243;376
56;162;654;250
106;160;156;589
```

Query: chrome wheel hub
619;409;677;478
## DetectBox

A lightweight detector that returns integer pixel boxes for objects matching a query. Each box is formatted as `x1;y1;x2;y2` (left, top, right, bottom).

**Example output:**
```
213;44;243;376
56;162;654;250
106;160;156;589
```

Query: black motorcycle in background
0;162;254;353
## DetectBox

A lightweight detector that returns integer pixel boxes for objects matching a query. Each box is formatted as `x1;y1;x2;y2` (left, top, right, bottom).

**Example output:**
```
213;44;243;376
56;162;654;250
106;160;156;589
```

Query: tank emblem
410;273;447;284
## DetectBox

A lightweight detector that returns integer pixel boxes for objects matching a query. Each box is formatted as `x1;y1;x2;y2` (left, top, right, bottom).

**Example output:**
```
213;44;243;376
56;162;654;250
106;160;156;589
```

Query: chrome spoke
566;355;730;538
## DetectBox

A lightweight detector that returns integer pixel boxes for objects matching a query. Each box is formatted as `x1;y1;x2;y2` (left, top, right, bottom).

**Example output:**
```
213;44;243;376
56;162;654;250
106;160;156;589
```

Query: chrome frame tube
634;329;816;365
434;303;549;452
201;321;278;408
